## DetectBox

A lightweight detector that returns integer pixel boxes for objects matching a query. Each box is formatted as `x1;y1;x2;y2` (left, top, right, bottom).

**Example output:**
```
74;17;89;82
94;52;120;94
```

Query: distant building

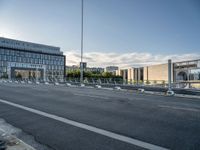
105;66;119;75
116;68;128;81
120;63;171;84
65;65;79;72
116;67;143;83
143;63;170;83
80;62;87;71
0;37;65;81
117;59;200;84
87;67;104;73
127;67;143;82
173;59;200;82
66;65;104;73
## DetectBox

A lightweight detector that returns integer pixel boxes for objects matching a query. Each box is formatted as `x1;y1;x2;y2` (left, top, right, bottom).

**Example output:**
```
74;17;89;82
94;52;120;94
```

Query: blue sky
0;0;200;67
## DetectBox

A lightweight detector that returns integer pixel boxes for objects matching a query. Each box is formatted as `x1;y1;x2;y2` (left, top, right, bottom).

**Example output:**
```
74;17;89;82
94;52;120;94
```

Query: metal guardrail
0;78;199;96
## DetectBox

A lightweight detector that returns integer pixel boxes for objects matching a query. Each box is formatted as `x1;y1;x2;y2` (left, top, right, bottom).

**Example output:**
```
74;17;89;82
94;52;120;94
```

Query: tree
66;70;122;80
15;73;22;79
0;73;8;79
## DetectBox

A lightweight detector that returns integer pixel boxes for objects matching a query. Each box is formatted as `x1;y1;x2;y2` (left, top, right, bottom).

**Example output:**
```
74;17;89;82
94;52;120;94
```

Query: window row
0;49;64;62
0;68;64;75
0;55;64;66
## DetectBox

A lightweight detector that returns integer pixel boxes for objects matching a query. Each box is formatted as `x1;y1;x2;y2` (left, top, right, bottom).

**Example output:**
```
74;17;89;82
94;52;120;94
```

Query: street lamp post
167;59;174;96
168;59;172;91
80;0;84;83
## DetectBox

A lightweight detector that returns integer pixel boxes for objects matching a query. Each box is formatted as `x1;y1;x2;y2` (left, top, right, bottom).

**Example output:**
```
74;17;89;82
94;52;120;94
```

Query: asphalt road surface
0;82;199;150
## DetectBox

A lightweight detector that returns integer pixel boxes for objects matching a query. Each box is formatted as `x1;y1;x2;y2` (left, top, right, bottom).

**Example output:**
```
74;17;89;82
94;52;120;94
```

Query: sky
0;0;200;67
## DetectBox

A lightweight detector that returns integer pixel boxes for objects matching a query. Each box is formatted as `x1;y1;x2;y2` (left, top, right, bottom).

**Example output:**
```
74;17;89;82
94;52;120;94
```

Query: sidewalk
0;128;35;150
0;118;52;150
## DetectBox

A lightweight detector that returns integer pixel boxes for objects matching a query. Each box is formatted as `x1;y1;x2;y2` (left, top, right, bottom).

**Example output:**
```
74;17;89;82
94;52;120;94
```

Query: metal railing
1;77;200;90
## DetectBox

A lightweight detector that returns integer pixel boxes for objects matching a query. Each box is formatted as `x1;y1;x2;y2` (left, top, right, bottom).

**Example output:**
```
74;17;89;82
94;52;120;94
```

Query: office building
0;37;65;81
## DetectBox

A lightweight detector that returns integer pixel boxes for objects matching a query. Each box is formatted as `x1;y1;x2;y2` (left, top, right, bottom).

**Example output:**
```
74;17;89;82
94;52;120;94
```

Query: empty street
0;82;200;150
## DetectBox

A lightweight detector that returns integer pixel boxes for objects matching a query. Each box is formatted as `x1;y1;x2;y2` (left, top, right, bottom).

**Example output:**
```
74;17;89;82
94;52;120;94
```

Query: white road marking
73;93;109;100
0;99;169;150
158;105;200;112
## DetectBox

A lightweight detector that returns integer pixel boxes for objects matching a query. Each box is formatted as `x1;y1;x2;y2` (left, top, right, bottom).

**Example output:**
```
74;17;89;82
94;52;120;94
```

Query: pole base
80;83;85;87
166;90;175;96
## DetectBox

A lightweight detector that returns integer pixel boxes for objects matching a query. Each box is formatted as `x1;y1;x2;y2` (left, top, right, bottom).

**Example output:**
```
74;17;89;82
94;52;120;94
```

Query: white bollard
138;88;145;93
95;85;101;88
114;86;121;90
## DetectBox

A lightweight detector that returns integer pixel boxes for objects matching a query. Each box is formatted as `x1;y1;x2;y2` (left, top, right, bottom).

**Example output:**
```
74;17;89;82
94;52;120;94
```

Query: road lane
0;83;200;150
0;102;144;150
0;98;168;150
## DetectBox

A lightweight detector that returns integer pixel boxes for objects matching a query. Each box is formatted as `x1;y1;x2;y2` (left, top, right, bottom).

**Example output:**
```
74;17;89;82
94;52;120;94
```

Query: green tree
0;73;8;79
66;70;123;81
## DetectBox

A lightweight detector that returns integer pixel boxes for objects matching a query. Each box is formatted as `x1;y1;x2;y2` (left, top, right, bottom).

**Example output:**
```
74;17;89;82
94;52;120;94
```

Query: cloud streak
64;50;200;68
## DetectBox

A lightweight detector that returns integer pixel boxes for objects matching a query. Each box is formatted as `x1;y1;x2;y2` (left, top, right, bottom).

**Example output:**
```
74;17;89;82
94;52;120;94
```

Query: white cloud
64;50;200;68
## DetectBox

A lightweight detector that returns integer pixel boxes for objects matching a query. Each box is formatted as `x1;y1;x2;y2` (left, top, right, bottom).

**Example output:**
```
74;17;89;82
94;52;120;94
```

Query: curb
142;91;200;99
0;128;35;150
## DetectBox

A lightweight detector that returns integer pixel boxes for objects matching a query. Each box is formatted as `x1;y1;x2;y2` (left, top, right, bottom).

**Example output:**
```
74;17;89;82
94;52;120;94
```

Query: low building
116;68;128;82
0;37;65;81
127;67;143;83
86;67;104;73
117;59;200;84
173;59;200;82
120;63;171;84
65;65;79;72
105;66;119;75
66;65;104;73
116;67;143;83
143;63;172;84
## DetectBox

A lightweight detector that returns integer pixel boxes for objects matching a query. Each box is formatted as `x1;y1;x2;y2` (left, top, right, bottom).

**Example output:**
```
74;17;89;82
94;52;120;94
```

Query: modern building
127;67;143;83
117;59;200;84
117;63;171;84
116;68;128;82
0;37;65;81
143;63;171;84
116;67;143;83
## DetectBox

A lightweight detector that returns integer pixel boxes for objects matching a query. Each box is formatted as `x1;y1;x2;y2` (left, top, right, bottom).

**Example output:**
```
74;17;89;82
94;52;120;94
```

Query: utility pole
80;0;84;83
36;67;39;84
168;59;172;91
36;67;38;82
167;59;174;96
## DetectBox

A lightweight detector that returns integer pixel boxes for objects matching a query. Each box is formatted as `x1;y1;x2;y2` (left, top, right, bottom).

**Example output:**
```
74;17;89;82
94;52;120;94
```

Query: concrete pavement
0;82;199;150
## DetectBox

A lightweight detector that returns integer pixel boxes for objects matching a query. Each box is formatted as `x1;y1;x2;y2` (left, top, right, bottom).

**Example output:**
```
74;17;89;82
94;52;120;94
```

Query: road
0;82;199;150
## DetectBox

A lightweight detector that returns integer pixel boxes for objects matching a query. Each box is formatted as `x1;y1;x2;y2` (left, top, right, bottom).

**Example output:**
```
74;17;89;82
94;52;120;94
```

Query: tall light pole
167;59;174;96
168;59;172;91
80;0;84;83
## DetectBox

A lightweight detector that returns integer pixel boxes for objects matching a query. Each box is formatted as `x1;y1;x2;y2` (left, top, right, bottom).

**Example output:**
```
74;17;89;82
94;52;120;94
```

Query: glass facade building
0;37;65;81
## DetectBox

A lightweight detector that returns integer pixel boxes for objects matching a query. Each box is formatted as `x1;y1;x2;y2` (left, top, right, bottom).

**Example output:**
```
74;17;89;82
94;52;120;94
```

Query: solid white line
0;99;169;150
158;105;200;112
